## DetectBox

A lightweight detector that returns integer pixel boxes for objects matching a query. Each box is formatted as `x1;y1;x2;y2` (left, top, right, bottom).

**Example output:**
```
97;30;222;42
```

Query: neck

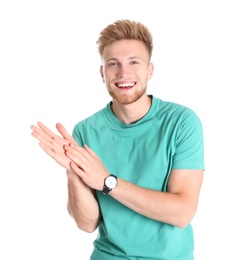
111;95;152;124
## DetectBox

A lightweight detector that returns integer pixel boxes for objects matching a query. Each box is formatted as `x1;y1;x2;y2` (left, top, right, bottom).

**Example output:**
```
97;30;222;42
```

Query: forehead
102;39;149;60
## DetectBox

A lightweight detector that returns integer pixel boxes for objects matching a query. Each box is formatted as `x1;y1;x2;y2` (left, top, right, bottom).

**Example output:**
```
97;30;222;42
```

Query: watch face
105;176;117;189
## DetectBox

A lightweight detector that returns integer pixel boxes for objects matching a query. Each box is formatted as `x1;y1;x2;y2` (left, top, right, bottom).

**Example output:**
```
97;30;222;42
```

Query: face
100;39;154;105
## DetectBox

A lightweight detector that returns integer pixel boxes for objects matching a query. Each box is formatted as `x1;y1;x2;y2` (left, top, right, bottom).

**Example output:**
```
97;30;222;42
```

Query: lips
115;82;136;88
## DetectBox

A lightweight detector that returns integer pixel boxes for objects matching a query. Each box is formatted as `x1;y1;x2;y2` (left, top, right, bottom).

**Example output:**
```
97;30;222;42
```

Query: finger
31;122;67;150
31;124;54;144
56;123;76;143
84;144;100;160
37;121;57;139
65;148;88;168
69;161;85;177
66;144;93;166
67;143;85;153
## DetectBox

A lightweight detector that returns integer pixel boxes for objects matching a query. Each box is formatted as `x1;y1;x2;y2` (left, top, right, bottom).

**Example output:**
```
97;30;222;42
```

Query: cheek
103;70;114;84
138;71;150;81
101;71;108;83
140;70;152;81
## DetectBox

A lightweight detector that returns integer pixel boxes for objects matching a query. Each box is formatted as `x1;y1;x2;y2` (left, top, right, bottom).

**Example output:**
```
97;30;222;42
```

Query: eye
131;60;138;65
108;61;117;67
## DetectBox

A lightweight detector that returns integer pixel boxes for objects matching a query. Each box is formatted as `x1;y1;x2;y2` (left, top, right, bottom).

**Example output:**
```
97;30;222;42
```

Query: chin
111;92;145;105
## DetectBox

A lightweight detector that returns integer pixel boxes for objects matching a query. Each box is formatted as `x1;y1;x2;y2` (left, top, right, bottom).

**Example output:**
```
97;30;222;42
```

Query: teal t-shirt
72;96;204;260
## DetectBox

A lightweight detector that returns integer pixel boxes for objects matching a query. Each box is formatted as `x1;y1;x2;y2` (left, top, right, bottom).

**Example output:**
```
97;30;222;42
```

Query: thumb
56;123;76;143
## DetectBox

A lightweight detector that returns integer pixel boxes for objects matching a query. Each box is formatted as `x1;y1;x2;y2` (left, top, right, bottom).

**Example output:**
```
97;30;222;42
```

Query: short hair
97;19;153;60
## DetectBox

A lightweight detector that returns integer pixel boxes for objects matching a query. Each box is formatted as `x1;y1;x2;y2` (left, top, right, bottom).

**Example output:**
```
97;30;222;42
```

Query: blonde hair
97;19;153;60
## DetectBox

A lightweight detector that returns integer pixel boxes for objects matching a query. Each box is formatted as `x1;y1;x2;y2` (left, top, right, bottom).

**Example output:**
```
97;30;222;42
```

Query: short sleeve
172;109;205;170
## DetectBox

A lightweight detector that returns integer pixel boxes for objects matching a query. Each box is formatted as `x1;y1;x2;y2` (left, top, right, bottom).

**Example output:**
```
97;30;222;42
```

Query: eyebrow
105;56;143;63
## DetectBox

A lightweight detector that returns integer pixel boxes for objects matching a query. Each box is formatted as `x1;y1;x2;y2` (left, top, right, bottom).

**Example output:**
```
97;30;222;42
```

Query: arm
110;169;203;228
66;170;101;233
64;143;204;228
30;122;101;232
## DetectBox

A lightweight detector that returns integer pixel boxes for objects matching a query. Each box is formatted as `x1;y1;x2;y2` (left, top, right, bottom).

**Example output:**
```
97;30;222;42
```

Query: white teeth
117;83;135;88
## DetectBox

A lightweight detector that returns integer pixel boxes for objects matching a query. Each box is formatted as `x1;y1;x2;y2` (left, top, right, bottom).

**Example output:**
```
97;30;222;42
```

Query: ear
148;63;154;80
100;65;105;83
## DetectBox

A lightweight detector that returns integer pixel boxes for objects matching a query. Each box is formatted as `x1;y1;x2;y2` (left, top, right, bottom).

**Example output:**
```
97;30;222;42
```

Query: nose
117;64;131;78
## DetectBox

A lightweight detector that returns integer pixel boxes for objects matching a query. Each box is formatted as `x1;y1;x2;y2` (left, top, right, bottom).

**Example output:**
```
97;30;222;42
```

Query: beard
107;86;147;105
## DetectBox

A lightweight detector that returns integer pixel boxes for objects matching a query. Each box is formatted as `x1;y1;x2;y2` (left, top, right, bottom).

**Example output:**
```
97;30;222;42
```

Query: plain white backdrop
1;0;247;259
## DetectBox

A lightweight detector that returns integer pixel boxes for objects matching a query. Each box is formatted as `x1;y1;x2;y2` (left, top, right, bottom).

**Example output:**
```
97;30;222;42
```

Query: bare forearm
110;178;197;228
67;171;101;233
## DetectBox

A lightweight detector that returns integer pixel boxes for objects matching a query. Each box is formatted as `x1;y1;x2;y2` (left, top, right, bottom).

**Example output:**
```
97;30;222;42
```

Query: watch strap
102;186;111;195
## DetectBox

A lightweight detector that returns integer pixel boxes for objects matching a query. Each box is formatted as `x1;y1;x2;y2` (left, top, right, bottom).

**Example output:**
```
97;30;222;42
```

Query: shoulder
74;104;110;130
71;104;110;145
152;96;202;124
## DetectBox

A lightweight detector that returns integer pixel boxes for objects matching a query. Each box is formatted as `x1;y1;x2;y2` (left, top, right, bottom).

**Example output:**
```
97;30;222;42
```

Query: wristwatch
102;174;118;195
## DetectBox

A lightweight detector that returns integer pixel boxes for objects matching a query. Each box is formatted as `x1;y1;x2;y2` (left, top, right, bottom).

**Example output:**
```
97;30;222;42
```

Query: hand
64;143;110;191
30;121;77;171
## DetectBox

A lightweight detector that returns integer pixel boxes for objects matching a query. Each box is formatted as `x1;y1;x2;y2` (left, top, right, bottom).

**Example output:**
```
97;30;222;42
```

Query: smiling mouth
115;82;136;89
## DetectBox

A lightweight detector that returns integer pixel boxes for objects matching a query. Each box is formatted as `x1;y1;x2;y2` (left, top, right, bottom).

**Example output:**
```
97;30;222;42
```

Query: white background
1;0;247;259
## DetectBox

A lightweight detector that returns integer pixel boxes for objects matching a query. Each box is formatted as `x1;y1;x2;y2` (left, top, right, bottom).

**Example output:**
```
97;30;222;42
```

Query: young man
31;19;204;260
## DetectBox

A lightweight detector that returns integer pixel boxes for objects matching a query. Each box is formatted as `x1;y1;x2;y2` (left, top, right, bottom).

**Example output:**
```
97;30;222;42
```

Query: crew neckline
106;95;156;128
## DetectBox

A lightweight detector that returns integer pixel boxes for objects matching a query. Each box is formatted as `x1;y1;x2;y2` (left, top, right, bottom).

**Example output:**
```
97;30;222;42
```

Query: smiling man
101;38;153;106
31;19;205;260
